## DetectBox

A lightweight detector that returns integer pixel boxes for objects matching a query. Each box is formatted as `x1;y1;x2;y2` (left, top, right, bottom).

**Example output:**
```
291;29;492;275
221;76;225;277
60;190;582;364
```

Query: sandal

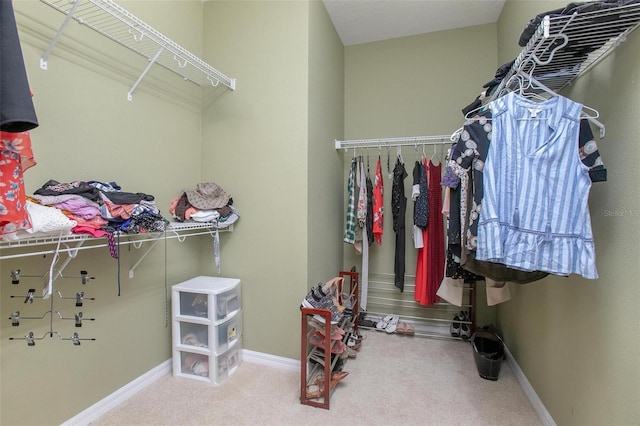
385;315;400;333
396;322;407;334
404;323;415;335
376;314;394;331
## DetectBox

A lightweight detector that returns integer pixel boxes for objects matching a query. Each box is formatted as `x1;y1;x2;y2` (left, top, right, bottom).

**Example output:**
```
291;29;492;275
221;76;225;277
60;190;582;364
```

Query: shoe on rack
339;346;358;360
305;371;349;399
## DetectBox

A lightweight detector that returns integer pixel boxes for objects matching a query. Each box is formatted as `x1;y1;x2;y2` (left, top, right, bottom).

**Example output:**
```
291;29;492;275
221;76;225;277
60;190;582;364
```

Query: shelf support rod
127;47;164;101
128;233;164;278
40;0;82;70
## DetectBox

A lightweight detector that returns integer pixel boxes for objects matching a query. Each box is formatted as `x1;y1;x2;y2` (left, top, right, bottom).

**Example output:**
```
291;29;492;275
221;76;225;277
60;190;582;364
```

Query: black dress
392;158;407;291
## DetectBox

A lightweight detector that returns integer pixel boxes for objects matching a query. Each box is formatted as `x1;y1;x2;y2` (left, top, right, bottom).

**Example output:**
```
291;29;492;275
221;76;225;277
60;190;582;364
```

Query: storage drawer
213;339;242;385
178;351;211;379
212;310;242;354
214;286;241;323
172;276;241;324
175;337;242;385
178;322;208;348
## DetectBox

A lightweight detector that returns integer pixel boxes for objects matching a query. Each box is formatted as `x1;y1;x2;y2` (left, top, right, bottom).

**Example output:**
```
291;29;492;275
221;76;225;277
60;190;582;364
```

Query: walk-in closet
1;1;639;425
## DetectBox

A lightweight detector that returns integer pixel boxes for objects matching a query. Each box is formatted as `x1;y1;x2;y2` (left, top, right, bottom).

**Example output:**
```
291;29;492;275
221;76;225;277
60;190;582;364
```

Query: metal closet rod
334;135;453;150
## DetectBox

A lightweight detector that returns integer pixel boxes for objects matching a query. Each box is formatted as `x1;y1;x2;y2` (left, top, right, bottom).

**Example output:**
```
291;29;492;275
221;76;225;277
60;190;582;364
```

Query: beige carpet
91;331;543;426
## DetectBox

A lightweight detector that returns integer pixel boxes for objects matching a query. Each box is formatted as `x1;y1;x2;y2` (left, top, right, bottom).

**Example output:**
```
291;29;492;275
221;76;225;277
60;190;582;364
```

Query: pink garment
72;225;108;238
55;198;101;220
66;213;108;229
104;200;136;220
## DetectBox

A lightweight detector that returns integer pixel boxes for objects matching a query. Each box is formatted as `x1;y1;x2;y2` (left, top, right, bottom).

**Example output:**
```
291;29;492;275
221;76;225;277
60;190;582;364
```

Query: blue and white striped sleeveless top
476;92;598;279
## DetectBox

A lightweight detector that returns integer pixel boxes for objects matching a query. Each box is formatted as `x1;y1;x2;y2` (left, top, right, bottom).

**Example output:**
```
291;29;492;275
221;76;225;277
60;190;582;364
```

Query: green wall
2;1;206;425
3;0;637;425
307;0;346;283
199;0;344;360
496;1;640;425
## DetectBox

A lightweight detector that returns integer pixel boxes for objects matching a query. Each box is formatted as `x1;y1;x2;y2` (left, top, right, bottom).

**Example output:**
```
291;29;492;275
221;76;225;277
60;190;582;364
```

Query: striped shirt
476;92;598;279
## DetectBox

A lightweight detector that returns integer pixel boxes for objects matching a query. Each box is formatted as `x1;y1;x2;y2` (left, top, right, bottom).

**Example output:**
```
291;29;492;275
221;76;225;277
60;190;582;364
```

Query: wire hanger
516;69;605;137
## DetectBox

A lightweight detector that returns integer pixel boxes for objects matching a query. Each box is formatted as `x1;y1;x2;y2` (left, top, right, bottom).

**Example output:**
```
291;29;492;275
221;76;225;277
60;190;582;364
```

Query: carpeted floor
91;331;543;426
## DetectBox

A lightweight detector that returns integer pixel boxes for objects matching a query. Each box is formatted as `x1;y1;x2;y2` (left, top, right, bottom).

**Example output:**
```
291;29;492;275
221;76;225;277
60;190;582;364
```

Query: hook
128;27;144;42
207;75;221;87
174;55;188;68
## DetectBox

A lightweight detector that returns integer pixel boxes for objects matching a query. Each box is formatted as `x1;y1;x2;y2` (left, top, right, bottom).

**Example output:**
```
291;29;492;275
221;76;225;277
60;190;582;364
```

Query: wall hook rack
8;269;94;285
8;310;95;327
9;331;95;347
10;290;95;306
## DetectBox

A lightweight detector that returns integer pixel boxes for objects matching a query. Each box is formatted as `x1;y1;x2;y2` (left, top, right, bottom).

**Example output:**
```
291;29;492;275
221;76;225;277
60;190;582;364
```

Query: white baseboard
241;348;301;372
61;359;172;426
503;345;556;426
62;350;300;425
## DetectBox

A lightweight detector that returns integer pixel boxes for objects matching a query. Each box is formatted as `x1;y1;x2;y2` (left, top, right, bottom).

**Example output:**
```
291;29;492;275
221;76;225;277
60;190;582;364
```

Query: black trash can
471;330;504;381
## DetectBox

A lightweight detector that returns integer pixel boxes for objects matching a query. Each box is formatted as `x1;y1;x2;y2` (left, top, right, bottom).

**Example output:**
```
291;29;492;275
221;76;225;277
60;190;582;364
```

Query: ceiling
323;0;506;46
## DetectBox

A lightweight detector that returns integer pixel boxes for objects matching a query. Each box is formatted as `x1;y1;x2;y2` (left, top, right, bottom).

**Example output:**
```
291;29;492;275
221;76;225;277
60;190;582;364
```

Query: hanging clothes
415;159;444;305
372;156;384;245
359;157;371;311
343;157;357;244
1;0;38;132
391;157;407;291
414;161;427;303
426;160;445;305
0;131;36;238
476;92;598;279
365;164;374;246
452;110;549;284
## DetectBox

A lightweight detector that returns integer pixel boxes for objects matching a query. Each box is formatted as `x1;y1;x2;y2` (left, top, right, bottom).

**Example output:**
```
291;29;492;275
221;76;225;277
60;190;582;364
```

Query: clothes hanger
396;146;404;164
516;69;605;137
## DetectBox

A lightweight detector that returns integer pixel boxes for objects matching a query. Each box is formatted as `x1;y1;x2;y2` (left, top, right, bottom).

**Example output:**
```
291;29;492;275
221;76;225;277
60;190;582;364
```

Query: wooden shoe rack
300;269;359;409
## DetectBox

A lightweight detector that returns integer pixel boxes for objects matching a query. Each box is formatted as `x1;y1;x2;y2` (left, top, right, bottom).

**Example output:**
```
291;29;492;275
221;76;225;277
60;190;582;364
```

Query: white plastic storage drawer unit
173;276;241;324
172;276;242;385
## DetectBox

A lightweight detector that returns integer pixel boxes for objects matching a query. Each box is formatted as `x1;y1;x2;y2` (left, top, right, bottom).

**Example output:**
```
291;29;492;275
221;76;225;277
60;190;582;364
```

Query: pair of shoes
183;354;209;377
300;279;346;324
300;283;330;310
450;311;463;337
376;314;400;333
309;347;326;366
396;322;415;335
307;318;346;337
310;331;346;354
308;323;344;340
460;311;471;340
305;371;349;399
375;314;396;331
339;346;357;360
347;332;366;350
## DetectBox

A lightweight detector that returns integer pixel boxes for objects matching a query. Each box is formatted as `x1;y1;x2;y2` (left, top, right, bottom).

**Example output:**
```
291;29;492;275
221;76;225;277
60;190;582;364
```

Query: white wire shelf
493;2;640;98
39;0;236;100
0;221;232;261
